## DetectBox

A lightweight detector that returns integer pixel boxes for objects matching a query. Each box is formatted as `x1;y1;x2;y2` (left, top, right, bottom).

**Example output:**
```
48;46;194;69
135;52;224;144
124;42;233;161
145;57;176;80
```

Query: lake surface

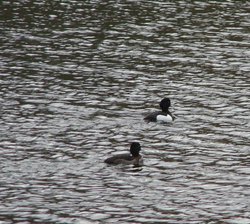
1;1;250;223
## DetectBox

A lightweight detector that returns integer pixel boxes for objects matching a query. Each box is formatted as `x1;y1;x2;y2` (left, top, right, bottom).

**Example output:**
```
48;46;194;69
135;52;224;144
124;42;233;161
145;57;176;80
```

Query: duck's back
104;153;133;164
144;111;160;122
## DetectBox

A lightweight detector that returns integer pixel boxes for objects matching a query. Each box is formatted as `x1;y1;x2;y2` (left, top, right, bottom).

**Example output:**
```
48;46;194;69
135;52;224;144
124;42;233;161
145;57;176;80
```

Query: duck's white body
156;114;173;123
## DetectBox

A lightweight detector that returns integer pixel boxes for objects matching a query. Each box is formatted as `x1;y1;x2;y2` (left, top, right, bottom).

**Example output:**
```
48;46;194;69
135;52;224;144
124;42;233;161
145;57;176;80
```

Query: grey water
1;1;250;223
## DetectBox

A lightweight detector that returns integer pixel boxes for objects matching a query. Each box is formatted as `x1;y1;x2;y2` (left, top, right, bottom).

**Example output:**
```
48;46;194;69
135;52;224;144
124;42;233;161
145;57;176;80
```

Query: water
1;1;250;223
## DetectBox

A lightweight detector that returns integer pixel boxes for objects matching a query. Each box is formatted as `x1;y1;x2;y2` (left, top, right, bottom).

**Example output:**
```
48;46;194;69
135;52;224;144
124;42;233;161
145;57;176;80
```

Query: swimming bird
104;142;143;166
144;98;175;122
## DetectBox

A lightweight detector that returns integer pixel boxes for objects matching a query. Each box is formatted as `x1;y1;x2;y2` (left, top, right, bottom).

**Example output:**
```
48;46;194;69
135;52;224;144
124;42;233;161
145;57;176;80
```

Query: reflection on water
1;0;250;223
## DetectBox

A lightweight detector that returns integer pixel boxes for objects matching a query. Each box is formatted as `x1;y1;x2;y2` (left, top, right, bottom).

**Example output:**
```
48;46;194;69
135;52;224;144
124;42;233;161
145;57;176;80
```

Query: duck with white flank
144;98;175;123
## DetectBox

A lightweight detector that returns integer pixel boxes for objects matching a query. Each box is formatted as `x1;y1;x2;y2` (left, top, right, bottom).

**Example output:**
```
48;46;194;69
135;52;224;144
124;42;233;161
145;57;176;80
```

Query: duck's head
130;142;141;157
160;98;171;112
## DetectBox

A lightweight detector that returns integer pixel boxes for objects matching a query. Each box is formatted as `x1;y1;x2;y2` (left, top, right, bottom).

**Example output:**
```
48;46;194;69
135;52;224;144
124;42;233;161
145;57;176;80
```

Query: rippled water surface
1;1;250;223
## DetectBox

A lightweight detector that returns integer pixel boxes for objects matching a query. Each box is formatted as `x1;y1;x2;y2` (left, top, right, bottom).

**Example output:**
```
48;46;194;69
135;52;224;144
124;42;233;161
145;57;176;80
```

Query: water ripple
1;0;250;223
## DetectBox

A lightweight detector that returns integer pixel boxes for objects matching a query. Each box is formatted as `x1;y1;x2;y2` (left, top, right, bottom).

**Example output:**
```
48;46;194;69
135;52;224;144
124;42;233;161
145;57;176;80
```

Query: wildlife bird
144;98;174;122
104;142;143;166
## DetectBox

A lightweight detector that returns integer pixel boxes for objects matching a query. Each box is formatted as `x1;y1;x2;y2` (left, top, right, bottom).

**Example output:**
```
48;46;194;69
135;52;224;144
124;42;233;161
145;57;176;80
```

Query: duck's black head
160;98;171;112
130;142;141;157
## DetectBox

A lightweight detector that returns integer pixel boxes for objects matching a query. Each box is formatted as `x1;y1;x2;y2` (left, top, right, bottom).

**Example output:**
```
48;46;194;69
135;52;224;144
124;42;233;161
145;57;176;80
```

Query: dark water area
1;1;250;223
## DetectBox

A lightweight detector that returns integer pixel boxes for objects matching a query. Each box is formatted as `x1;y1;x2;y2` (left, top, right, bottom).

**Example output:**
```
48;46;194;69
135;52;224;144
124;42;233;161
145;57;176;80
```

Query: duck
144;98;175;123
104;142;143;166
